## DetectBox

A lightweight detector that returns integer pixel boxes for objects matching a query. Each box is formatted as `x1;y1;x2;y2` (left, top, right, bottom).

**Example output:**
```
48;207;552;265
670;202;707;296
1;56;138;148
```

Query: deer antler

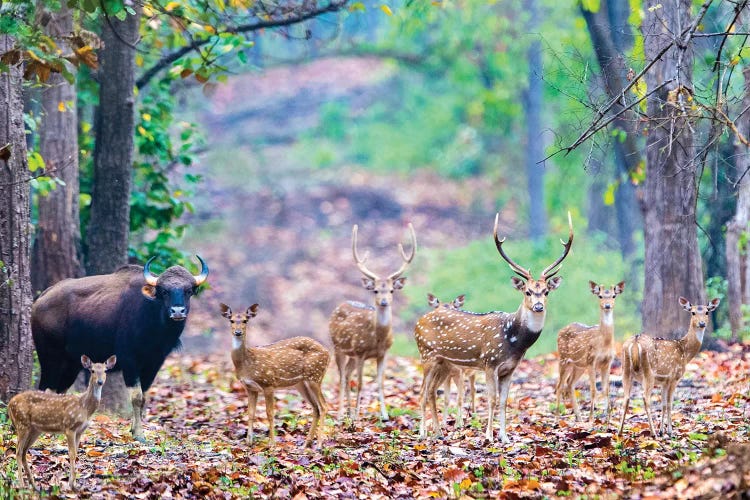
541;211;574;280
352;225;379;280
388;223;417;280
493;213;531;280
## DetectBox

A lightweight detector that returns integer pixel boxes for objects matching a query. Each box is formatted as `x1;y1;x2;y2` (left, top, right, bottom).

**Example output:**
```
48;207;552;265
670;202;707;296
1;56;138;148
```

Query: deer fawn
8;355;117;491
618;297;719;437
418;293;477;428
417;213;573;442
555;280;625;423
329;223;416;422
220;303;329;448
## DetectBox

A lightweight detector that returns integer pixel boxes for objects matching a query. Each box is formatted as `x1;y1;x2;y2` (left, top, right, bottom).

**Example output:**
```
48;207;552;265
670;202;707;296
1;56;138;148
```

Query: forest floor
1;344;749;499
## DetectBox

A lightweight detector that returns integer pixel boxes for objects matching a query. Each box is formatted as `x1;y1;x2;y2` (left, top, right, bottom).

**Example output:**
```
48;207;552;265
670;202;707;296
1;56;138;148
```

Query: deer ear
678;296;691;311
361;277;376;290
454;294;465;308
106;355;117;370
427;293;439;308
142;285;157;300
511;276;526;291
392;277;407;290
614;281;626;295
707;298;720;311
589;281;600;295
547;276;563;290
247;303;260;317
220;303;232;318
80;355;92;369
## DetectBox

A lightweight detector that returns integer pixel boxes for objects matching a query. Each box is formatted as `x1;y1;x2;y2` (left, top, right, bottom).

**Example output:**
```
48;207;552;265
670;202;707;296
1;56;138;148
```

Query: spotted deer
8;355;117;491
417;213;573;442
329;223;417;422
555;280;625;423
418;293;477;428
618;297;719;437
220;303;329;448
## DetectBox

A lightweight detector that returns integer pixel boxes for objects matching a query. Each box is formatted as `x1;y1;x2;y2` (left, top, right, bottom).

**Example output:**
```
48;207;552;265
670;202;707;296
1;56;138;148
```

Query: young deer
618;297;719;437
418;293;477;428
9;355;117;491
417;213;573;442
329;223;416;422
220;303;329;448
555;280;625;423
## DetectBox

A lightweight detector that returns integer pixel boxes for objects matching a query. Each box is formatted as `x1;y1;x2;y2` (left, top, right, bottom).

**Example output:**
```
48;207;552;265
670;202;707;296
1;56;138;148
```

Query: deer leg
311;381;328;446
569;368;582;422
617;367;631;436
335;352;349;421
664;382;676;436
468;372;476;416
297;382;320;448
16;427;38;489
353;358;365;421
245;388;258;444
129;386;146;442
65;430;78;491
455;370;465;428
588;365;597;423
376;354;389;421
599;361;611;426
419;360;436;439
428;364;451;438
441;376;451;427
263;390;276;446
642;379;657;437
484;368;497;442
496;374;513;444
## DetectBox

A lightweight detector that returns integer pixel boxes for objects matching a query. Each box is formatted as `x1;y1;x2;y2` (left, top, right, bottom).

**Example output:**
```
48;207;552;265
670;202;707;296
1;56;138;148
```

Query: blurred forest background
2;0;750;396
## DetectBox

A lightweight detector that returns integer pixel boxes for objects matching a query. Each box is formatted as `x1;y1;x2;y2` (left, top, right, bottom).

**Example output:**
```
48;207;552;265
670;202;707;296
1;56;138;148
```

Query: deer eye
525;291;531;296
390;290;394;294
544;291;549;296
691;312;695;315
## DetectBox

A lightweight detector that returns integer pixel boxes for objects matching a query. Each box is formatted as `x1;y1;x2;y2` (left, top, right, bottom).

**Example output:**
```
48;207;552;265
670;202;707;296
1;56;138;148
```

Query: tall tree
0;32;34;402
580;0;642;258
725;49;750;342
85;7;141;274
31;4;84;293
640;0;706;335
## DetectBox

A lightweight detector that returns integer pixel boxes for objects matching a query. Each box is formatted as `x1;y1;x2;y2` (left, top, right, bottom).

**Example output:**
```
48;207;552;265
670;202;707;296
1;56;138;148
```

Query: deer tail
629;335;642;372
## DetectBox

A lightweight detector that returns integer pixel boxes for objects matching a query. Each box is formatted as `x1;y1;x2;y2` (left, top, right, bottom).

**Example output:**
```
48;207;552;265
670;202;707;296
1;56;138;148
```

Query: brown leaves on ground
1;345;749;498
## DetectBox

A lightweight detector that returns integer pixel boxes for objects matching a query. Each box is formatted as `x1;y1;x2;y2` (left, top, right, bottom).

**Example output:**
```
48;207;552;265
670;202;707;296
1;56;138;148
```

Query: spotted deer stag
9;355;117;491
220;303;329;448
555;280;625;423
417;213;573;442
417;293;477;428
618;297;719;437
329;223;417;421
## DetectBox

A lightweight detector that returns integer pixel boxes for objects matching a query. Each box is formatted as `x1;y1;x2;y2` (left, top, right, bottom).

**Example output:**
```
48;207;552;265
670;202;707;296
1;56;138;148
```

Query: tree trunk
0;34;35;403
581;0;643;258
641;0;705;336
31;5;84;295
524;0;546;241
85;7;141;275
725;64;750;342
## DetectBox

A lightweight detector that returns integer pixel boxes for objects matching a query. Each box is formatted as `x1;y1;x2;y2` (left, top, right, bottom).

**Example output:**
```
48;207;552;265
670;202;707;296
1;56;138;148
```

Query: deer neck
81;379;103;416
505;306;545;354
599;309;615;344
231;336;251;366
680;325;705;360
232;334;246;352
374;304;392;330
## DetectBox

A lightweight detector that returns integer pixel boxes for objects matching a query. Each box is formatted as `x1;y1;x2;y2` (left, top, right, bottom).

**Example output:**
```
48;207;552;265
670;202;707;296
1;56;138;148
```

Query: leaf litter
0;344;748;498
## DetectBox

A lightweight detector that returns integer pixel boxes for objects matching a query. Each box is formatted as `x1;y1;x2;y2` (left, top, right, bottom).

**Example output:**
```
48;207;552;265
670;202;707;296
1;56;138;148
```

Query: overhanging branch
136;0;349;90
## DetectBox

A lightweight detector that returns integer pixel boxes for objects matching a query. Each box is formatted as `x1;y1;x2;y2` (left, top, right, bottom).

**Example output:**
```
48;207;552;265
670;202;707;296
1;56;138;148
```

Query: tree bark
85;8;141;275
725;64;750;342
0;34;35;402
31;5;84;294
641;0;705;336
524;0;547;241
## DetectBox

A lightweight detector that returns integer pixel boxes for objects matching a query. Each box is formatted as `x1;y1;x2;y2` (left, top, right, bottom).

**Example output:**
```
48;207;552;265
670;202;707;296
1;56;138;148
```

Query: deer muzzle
532;302;544;313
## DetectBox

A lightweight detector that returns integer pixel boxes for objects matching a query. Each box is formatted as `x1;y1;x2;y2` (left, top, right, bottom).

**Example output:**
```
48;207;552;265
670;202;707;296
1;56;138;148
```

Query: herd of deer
8;213;722;491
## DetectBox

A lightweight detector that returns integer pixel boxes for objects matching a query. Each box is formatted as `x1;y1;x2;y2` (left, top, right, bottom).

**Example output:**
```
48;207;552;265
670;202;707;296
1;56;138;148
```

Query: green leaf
580;0;600;13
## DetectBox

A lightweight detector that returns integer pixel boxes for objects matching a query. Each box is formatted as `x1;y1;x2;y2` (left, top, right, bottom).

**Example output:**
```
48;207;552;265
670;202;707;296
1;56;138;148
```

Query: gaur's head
141;255;209;321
